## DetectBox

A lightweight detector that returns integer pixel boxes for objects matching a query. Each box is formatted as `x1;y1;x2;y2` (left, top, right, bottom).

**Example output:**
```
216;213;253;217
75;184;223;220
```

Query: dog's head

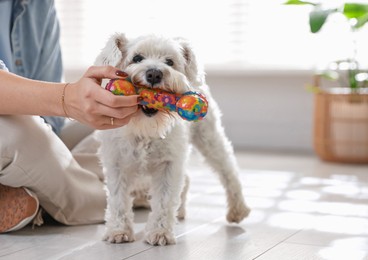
96;34;205;138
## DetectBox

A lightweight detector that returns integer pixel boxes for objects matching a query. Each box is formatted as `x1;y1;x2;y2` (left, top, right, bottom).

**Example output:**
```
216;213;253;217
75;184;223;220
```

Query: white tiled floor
1;150;367;260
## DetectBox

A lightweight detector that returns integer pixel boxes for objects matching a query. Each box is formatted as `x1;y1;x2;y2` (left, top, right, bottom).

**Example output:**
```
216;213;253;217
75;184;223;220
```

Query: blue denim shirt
0;0;65;134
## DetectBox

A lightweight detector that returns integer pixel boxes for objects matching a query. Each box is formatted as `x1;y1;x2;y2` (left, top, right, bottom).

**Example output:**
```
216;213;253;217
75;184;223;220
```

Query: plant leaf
305;84;322;93
309;8;337;33
284;0;317;6
320;71;339;81
343;3;368;19
349;70;359;89
343;3;368;29
356;13;368;28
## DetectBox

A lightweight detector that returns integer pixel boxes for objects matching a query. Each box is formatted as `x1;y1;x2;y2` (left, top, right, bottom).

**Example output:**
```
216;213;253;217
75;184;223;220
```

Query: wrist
61;83;74;120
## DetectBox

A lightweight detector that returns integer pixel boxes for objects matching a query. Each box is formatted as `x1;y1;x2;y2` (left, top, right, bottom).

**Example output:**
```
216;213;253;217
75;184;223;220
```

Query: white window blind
55;0;368;72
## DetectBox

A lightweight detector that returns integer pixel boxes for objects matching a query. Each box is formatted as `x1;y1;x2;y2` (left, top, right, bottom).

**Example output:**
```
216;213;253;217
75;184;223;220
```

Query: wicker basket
313;88;368;163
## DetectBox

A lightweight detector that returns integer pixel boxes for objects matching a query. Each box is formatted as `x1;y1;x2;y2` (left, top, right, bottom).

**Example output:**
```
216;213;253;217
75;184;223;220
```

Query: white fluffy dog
95;33;250;246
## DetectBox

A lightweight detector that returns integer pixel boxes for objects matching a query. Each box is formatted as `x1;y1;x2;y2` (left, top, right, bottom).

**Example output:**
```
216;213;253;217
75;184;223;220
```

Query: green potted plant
285;0;368;163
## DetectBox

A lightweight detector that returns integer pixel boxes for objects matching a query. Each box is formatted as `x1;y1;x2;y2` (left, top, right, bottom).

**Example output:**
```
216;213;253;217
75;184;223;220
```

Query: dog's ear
174;37;205;86
95;33;128;67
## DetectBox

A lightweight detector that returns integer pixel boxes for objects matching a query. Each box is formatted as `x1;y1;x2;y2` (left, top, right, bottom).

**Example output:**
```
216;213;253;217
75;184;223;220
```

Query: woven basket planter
313;88;368;163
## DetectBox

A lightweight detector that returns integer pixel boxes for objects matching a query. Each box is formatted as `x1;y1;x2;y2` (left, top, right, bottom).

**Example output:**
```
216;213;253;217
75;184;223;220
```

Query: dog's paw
226;202;251;223
177;206;186;220
103;229;135;243
145;229;176;246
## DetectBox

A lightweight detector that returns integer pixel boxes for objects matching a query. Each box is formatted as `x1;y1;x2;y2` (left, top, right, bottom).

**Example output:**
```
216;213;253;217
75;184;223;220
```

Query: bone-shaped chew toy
105;78;208;122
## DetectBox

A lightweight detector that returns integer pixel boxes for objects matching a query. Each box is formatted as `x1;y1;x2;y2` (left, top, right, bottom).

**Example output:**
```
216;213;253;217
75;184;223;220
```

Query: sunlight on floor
2;151;367;259
238;163;368;259
235;158;368;259
318;246;368;260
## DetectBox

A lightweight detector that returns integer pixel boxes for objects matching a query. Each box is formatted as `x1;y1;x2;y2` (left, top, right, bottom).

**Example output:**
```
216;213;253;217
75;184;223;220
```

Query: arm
0;66;140;130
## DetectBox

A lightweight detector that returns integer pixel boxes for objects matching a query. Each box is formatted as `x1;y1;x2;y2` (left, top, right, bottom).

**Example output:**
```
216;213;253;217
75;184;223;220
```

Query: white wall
205;70;315;153
64;69;316;153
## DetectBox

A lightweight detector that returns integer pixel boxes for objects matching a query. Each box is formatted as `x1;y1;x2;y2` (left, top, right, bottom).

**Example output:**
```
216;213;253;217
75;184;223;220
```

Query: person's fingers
97;113;136;130
94;86;140;108
66;66;142;130
84;65;128;80
109;114;134;127
95;102;139;120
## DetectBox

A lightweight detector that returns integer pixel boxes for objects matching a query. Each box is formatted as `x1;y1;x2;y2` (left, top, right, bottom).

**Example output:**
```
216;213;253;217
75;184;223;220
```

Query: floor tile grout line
54;241;97;260
176;216;223;239
123;247;155;260
252;229;304;260
0;245;36;258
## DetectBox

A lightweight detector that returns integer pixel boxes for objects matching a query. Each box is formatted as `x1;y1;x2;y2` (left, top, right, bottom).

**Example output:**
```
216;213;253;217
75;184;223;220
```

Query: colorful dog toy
105;78;208;122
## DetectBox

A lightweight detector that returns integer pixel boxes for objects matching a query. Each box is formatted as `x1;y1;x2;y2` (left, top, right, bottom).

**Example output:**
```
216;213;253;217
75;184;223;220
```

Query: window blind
55;0;368;71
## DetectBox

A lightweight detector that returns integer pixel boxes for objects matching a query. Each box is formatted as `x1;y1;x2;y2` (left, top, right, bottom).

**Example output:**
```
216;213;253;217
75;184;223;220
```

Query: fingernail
137;96;143;103
115;70;128;77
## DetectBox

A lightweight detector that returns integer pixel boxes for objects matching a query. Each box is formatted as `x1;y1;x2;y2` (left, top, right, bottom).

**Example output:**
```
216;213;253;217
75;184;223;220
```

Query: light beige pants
0;115;106;225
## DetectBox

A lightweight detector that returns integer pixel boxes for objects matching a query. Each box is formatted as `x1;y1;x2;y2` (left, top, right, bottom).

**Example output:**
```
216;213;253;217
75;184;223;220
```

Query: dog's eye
133;54;144;63
166;59;174;67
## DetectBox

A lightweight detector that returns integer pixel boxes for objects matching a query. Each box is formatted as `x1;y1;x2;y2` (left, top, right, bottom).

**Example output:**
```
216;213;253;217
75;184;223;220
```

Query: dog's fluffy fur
95;34;250;246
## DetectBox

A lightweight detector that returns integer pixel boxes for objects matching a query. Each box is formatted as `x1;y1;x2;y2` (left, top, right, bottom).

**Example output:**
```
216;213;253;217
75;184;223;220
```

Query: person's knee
0;116;53;166
1;116;49;146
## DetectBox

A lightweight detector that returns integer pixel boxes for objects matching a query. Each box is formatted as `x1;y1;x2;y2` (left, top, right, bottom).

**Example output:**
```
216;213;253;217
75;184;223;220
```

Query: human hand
63;66;140;129
105;78;209;122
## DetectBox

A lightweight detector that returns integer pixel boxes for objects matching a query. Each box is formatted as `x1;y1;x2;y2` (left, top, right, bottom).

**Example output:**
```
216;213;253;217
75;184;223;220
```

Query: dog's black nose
146;69;163;86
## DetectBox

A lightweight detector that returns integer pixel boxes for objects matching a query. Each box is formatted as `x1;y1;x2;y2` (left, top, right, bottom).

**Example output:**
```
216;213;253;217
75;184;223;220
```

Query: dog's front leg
103;165;135;243
144;162;184;246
